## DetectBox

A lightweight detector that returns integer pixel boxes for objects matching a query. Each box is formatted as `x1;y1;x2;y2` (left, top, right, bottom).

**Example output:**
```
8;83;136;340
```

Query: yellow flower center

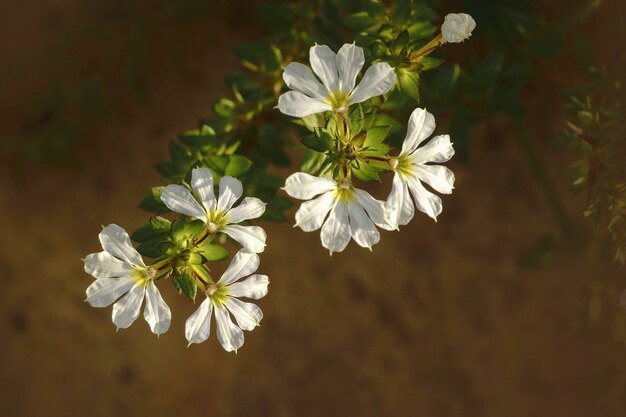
131;267;156;286
326;91;350;113
335;179;357;203
395;155;415;178
206;210;228;233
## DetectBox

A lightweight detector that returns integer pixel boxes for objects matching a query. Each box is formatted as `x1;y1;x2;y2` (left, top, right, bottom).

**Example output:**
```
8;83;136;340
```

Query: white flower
185;250;269;352
386;108;455;227
160;168;267;253
84;224;171;335
283;173;393;253
277;43;396;118
441;13;476;44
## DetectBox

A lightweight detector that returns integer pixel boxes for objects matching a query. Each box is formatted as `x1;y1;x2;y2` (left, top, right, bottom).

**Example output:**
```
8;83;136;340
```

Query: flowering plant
82;3;476;351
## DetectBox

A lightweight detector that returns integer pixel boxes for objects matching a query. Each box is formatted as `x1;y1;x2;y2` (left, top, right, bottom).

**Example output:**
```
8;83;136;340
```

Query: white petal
411;134;455;164
185;297;213;345
294;191;336;232
441;13;476;43
320;202;351;253
276;91;332;117
217;176;243;213
221;225;267;253
283;62;328;98
406;175;443;221
218;250;260;286
191;168;217;213
348;62;396;104
413;165;455;194
143;282;171;336
99;224;145;267
224;298;263;331
227;274;269;300
336;43;364;94
227;197;266;224
283;172;336;200
347;202;380;249
112;284;145;330
401;108;436;155
85;276;135;307
84;251;132;279
354;188;394;231
161;184;207;221
386;173;415;227
214;304;245;352
309;44;339;92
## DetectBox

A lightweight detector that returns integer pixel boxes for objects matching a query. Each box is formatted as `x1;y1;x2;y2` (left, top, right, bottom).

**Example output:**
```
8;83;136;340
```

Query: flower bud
441;13;476;44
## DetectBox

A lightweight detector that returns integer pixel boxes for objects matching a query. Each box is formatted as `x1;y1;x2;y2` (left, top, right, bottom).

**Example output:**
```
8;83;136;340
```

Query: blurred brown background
1;1;626;416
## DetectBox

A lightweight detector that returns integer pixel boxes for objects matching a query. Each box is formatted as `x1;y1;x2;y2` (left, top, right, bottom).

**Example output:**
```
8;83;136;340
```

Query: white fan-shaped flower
84;224;171;335
441;13;476;44
386;108;455;227
277;43;396;118
185;250;269;352
283;173;394;253
160;168;267;253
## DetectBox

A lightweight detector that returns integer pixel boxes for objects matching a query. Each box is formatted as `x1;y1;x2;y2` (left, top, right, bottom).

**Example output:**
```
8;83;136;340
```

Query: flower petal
413;165;455;194
221;225;267;253
348;62;396;105
283;172;336;200
386;173;415;227
227;274;269;300
411;134;455;164
217;176;243;213
112;284;145;330
294;191;336;232
84;251;132;279
85;276;135;307
320;202;351;253
218;250;260;286
309;44;339;92
227;197;266;224
401;108;436;156
191;168;217;213
347;201;380;249
276;91;332;118
406;175;443;221
354;188;394;231
99;224;145;268
161;184;207;221
143;282;171;336
224;298;263;331
283;62;328;98
336;43;364;94
185;297;213;345
214;304;245;352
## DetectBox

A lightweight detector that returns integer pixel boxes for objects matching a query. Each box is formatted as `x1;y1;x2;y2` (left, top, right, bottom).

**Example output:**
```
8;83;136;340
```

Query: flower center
131;267;156;286
395;155;415;177
206;210;228;233
335;179;356;203
326;91;350;113
206;283;228;305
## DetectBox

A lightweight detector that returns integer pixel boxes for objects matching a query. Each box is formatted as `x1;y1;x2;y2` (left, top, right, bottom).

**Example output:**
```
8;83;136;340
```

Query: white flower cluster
84;170;269;352
277;43;456;254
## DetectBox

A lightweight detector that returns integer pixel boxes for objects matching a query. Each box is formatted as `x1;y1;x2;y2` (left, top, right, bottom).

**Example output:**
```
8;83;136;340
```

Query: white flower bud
441;13;476;44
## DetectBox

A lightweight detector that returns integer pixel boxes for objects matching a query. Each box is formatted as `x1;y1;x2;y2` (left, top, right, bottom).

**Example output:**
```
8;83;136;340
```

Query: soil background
1;1;626;416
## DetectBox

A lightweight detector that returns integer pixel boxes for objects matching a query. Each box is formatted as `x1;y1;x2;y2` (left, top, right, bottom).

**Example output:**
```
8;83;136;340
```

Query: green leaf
136;241;161;258
301;149;327;174
398;69;420;102
172;271;198;301
364;126;390;153
302;129;334;152
348;105;364;137
214;98;236;117
370;39;387;58
197;243;229;262
225;155;253;176
262;195;293;221
393;30;409;56
204;155;229;175
352;160;382;182
139;186;169;213
343;11;376;31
